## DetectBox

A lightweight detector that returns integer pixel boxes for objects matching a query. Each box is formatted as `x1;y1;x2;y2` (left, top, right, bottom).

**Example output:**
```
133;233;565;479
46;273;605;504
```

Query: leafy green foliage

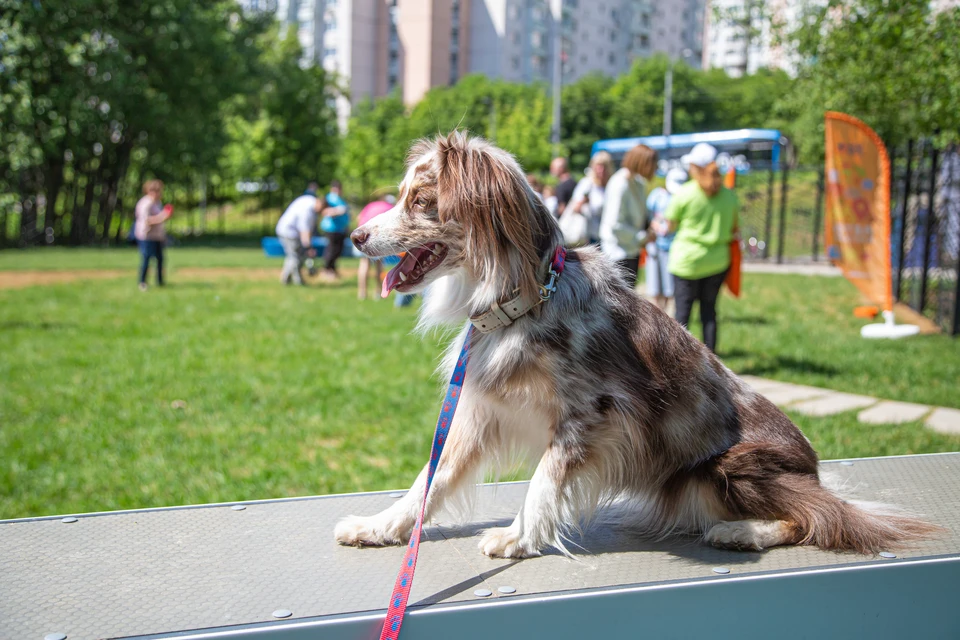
219;28;340;204
783;0;960;161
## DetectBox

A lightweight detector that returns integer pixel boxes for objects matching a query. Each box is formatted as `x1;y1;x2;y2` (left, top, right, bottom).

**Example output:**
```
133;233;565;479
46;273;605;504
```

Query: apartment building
244;0;712;116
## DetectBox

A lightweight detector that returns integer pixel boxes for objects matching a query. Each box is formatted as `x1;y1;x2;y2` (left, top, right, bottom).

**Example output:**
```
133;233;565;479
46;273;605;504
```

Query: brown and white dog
335;131;934;558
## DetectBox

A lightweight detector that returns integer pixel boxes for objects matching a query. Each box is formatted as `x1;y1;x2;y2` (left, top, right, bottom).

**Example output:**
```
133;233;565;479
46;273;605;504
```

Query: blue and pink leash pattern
379;246;566;639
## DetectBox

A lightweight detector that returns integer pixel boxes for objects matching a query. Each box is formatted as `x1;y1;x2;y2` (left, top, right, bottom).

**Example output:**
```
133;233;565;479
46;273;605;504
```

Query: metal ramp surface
2;453;960;639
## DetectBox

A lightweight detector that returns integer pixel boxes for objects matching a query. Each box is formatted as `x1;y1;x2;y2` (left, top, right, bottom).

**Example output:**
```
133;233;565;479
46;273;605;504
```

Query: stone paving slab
927;408;960;436
787;392;878;417
758;383;831;406
739;375;788;393
859;401;932;425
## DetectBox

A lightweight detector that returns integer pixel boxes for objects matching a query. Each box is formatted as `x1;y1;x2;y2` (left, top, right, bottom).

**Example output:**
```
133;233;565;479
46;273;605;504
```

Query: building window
450;52;459;84
609;53;615;65
511;56;520;70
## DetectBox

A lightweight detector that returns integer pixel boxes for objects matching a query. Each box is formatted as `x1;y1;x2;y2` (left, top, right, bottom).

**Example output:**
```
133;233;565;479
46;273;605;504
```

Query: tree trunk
44;157;65;244
18;169;40;247
69;164;100;245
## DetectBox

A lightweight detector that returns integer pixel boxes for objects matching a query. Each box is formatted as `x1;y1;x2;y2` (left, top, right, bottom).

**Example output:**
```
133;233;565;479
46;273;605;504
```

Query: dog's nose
351;228;369;249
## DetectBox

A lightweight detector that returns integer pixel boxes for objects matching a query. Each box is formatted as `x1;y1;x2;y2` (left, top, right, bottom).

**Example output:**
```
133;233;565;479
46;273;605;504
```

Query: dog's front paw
478;527;540;559
334;514;411;547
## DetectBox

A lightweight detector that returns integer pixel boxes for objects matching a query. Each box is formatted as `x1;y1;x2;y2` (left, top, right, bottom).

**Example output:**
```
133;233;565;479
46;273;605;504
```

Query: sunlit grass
1;249;957;519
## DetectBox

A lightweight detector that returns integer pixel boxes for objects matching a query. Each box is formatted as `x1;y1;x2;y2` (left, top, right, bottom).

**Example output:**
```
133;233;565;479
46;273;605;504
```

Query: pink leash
379;247;566;639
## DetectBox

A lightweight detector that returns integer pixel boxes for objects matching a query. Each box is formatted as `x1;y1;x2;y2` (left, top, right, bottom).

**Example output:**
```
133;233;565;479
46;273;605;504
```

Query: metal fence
734;160;825;263
892;140;960;335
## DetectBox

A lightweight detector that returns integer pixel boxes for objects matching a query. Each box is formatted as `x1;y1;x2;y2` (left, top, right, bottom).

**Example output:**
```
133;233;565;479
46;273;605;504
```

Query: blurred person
134;179;172;291
666;143;739;354
644;168;688;312
526;174;544;199
320;179;350;281
542;184;558;217
550;156;577;217
276;192;324;286
569;151;615;245
599;145;657;287
356;194;396;300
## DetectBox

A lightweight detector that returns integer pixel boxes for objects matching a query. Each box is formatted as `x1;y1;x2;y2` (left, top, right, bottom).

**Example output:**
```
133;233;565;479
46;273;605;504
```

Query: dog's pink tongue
381;265;401;298
382;253;415;298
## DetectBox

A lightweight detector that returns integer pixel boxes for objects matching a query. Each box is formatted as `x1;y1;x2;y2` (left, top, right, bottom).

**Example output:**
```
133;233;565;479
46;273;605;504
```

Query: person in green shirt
665;143;739;353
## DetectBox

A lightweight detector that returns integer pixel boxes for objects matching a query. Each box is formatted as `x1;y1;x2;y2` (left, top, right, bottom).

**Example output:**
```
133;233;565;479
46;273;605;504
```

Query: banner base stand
861;310;920;339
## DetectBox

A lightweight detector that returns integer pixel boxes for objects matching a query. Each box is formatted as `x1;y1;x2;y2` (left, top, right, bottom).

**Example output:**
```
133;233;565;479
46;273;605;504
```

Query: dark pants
616;256;640;288
673;269;728;353
323;232;347;272
138;240;165;286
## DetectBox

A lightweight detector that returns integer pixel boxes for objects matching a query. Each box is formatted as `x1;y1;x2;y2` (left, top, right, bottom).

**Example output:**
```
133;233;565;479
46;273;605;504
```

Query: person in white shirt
275;194;325;285
569;151;615;245
599;144;658;286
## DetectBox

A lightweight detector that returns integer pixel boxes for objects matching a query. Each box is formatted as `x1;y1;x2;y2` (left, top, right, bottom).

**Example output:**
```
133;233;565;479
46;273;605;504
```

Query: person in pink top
356;195;395;300
134;180;172;291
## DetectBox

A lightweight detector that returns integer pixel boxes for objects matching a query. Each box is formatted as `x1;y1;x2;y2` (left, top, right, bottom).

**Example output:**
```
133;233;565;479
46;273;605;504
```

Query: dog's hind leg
704;519;800;551
334;391;488;547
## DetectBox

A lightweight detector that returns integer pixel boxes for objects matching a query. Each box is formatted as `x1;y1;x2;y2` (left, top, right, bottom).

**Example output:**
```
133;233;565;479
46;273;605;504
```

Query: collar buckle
539;267;559;302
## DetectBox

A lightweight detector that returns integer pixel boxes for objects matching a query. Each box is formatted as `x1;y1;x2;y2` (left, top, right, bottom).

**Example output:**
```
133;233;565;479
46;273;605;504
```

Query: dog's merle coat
336;132;934;558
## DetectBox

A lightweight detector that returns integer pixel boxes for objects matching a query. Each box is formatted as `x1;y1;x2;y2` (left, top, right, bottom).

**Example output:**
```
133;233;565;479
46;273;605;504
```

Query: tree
338;92;409;202
497;91;553;173
0;0;268;245
784;0;960;162
561;73;615;170
219;28;339;207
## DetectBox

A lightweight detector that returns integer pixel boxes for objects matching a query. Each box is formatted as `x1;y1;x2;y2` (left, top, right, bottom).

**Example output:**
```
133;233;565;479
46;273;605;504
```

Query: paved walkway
742;261;842;277
742;375;960;436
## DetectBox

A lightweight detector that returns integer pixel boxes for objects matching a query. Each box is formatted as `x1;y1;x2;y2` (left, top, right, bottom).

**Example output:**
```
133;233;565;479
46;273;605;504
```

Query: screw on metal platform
712;567;731;575
60;517;78;524
272;609;293;619
473;589;493;597
230;505;246;511
497;586;517;594
879;552;897;559
840;461;854;466
44;633;67;640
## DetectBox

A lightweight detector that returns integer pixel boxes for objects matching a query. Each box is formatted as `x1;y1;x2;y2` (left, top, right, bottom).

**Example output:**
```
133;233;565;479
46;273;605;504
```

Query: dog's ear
436;132;547;300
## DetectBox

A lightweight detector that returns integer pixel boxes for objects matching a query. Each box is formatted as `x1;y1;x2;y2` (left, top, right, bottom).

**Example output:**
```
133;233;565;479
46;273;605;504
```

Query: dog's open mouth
382;242;448;297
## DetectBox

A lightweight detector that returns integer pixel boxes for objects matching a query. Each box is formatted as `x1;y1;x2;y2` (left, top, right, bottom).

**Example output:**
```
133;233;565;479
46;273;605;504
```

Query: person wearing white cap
665;143;739;353
599;144;658;286
644;167;688;312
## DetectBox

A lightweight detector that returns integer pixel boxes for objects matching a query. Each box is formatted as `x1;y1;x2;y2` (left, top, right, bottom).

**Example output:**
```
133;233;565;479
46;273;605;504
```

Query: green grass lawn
0;244;272;271
1;248;958;519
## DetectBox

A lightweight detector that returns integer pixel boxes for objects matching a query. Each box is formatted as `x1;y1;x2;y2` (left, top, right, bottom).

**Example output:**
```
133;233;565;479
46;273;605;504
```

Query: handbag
725;239;742;297
558;210;588;247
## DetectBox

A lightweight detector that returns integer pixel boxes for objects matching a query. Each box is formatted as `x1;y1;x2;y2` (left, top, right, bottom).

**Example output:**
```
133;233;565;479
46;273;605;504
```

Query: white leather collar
469;289;542;334
469;258;563;334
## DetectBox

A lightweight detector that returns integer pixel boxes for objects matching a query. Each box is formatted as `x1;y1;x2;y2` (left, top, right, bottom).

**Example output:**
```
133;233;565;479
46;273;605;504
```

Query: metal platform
3;453;960;640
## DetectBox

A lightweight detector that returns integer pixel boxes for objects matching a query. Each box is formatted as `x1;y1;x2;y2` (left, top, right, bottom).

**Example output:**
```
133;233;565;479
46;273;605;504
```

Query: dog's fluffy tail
790;478;939;553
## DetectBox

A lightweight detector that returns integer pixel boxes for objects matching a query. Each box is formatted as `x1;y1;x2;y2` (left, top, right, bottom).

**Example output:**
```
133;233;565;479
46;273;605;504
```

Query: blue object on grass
261;236;363;258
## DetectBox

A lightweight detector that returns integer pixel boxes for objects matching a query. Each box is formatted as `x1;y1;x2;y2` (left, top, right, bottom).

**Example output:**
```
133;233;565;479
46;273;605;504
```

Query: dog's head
351;132;558;301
